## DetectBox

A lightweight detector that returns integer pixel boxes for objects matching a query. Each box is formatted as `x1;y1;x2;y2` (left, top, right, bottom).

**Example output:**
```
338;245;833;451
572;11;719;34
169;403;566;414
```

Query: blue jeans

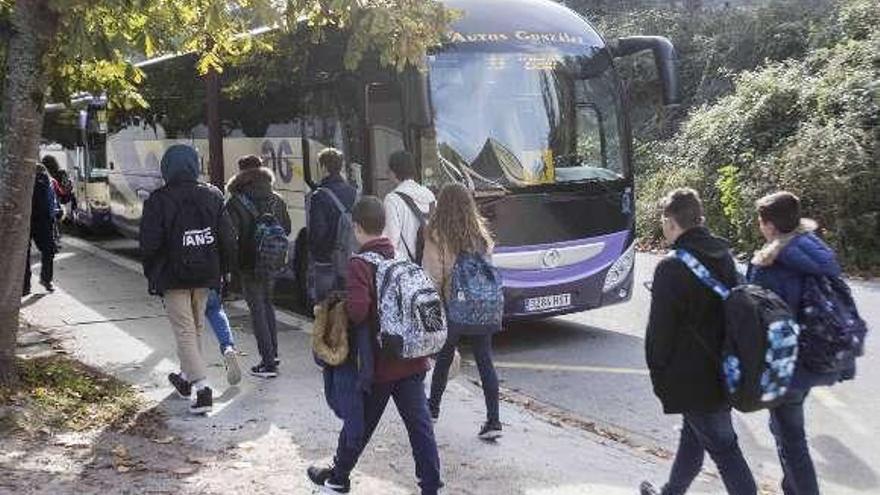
333;373;442;495
664;411;757;495
205;289;234;354
241;275;277;367
770;389;819;495
429;333;499;423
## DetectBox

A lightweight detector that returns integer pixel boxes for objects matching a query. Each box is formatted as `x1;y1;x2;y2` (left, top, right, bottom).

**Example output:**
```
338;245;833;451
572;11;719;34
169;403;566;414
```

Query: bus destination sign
447;30;591;47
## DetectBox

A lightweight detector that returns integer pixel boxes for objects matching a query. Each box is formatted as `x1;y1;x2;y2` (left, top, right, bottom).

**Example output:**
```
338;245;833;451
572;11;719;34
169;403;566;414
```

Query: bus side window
365;83;405;198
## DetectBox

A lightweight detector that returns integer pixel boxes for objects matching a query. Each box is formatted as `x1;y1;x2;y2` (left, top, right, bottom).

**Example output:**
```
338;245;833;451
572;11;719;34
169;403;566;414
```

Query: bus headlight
603;242;635;293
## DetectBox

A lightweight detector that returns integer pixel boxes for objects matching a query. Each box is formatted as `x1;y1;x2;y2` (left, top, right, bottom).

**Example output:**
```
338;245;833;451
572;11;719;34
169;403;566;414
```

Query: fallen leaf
186;455;212;465
112;445;128;458
115;465;132;473
172;466;197;476
152;436;175;445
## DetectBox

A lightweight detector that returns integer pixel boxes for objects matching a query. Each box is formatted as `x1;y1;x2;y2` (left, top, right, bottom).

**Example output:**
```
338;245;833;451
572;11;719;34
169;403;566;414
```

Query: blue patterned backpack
673;249;799;413
447;252;504;335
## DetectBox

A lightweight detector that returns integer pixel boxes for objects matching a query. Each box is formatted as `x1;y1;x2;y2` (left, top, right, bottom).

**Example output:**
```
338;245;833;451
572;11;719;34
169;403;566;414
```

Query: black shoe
428;402;439;423
478;421;503;441
40;281;54;292
168;372;191;399
22;287;31;297
639;481;660;495
307;466;350;493
250;363;278;378
189;386;212;415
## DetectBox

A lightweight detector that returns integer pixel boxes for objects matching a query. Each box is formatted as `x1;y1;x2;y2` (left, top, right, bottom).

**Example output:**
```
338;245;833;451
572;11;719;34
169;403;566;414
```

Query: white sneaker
224;347;242;385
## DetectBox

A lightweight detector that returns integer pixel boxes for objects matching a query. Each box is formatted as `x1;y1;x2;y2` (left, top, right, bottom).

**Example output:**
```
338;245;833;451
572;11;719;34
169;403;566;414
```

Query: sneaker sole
225;352;242;385
249;371;278;378
189;405;211;415
320;485;350;494
478;430;503;441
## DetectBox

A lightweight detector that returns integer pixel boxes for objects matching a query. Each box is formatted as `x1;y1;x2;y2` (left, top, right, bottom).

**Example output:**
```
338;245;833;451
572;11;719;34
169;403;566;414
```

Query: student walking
24;164;61;296
308;196;442;495
641;188;757;495
423;183;503;440
139;144;235;415
225;155;291;378
307;147;357;303
205;286;242;385
749;191;857;495
382;150;435;263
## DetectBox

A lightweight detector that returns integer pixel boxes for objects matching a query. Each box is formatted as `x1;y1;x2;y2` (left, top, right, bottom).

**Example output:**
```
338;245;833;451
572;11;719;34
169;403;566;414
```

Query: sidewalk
15;237;726;494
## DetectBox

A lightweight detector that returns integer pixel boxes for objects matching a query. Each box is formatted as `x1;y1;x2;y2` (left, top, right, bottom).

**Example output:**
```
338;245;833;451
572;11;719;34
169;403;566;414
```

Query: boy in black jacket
640;189;756;495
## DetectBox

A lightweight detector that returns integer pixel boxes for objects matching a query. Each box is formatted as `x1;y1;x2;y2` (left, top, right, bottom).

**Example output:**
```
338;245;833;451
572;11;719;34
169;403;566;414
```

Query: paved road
480;253;880;494
80;234;879;493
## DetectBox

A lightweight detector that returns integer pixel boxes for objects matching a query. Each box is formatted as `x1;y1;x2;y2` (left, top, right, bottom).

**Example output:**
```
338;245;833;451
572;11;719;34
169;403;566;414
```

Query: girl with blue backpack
423;183;504;441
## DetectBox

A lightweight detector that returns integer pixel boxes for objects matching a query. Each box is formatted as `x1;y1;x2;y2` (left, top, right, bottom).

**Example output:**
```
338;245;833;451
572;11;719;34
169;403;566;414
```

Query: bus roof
441;0;605;52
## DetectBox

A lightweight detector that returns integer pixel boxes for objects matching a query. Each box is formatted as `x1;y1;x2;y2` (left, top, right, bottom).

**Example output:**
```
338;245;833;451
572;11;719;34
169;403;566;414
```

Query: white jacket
383;180;436;261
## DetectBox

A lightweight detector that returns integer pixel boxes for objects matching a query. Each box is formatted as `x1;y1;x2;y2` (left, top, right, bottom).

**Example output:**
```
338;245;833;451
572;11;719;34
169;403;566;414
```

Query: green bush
635;0;880;272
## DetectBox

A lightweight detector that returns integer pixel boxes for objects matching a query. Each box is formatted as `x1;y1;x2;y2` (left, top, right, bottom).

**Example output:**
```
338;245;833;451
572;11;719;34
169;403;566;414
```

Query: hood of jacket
393;179;435;210
672;226;732;262
752;219;840;277
226;167;275;198
357;237;395;259
160;145;200;184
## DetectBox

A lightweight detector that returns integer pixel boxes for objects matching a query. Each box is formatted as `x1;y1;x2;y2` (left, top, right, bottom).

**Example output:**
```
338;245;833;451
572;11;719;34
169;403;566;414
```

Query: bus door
365;83;405;198
75;105;111;227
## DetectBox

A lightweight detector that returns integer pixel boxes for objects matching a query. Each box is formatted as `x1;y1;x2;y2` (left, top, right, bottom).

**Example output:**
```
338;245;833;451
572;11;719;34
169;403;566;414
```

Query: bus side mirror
610;36;680;106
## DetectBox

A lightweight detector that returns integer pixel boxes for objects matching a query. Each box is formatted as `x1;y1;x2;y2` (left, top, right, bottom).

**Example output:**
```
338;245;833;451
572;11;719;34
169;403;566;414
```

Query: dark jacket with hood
748;220;854;389
347;237;431;384
224;167;292;272
31;167;60;252
139;145;235;295
308;174;357;263
646;227;738;414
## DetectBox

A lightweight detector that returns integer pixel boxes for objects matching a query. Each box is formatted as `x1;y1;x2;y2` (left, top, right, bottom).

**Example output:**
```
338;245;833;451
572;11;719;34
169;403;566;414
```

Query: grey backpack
310;188;356;302
355;251;447;359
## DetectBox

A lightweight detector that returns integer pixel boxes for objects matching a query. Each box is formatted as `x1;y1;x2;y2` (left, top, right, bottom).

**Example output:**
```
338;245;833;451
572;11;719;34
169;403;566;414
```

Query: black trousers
24;240;54;292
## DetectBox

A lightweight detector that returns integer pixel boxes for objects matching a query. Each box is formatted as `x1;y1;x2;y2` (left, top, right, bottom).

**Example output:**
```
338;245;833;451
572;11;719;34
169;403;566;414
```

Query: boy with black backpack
749;191;864;495
307;196;443;495
140;145;235;415
225;155;291;378
307;148;357;304
641;188;757;495
383;150;435;264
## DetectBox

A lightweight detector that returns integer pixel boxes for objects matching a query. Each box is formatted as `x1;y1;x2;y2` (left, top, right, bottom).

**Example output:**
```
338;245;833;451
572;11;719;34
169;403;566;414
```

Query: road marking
467;359;649;375
811;388;870;436
64;235;314;334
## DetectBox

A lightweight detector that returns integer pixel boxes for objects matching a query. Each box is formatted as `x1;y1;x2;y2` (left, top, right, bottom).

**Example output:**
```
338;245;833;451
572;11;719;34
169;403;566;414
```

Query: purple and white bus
59;0;677;317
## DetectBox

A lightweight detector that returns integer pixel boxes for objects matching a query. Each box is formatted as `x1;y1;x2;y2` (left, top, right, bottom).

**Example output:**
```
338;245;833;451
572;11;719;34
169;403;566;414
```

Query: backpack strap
671;249;732;300
394;192;427;262
236;193;261;219
319;187;350;214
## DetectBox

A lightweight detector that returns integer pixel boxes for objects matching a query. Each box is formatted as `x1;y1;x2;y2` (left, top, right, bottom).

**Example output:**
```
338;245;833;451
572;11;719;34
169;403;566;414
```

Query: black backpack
395;192;432;265
673;249;800;413
167;189;221;285
798;275;867;374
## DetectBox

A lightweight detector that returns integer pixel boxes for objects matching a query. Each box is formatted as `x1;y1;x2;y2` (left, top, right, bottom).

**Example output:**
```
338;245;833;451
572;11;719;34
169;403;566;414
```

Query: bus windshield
427;50;624;190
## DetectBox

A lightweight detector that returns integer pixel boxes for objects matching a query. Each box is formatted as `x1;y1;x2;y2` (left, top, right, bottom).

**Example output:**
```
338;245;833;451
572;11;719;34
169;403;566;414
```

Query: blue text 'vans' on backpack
355;251;447;359
237;194;288;277
447;252;503;335
310;187;357;303
798;275;867;375
673;249;799;413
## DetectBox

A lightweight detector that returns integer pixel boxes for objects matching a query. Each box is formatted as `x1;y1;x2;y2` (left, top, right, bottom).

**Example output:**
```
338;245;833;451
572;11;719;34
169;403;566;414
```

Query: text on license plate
524;293;572;312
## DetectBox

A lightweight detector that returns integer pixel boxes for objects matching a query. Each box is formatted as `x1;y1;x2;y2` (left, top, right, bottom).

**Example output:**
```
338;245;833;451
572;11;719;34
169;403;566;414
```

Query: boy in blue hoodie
749;191;851;495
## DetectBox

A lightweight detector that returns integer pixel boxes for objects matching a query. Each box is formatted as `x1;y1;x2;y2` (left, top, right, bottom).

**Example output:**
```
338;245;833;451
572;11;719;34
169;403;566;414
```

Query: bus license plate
524;293;571;313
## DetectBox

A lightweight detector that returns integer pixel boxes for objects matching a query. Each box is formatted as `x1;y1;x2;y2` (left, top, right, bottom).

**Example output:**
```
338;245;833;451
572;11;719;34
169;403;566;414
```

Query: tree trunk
0;0;59;387
206;69;225;189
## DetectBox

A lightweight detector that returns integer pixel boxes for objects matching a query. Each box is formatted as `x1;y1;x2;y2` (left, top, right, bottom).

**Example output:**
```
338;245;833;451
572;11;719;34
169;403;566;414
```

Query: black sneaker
250;363;278;378
478;421;503;441
428;403;440;423
190;386;212;415
639;481;660;495
40;281;55;292
168;372;191;399
307;466;350;493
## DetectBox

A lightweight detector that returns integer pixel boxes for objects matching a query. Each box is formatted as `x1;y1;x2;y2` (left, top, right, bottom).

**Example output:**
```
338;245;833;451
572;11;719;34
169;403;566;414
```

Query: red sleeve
346;258;373;326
